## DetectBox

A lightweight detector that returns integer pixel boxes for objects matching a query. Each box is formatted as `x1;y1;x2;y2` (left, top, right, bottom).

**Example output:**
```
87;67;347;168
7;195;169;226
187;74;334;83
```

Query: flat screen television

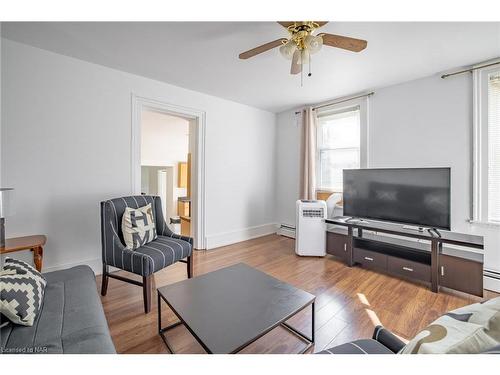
343;168;451;230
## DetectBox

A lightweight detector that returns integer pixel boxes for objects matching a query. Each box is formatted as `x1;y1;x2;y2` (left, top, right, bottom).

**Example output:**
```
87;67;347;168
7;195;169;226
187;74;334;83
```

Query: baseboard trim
206;223;278;250
42;257;102;276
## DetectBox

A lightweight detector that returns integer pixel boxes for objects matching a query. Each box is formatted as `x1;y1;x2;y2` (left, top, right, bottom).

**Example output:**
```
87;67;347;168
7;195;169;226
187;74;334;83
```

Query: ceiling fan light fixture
239;21;367;80
298;49;310;65
279;40;297;60
304;34;323;54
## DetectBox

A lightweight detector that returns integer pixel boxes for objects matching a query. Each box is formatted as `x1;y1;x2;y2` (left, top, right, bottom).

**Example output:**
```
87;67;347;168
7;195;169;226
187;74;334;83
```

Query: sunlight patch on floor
357;293;371;306
365;309;382;327
357;293;382;328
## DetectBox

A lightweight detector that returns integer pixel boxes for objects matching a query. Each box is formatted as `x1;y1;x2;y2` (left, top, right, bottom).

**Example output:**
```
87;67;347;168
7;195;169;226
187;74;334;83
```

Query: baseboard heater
277;224;296;239
485;269;500;280
484;269;500;293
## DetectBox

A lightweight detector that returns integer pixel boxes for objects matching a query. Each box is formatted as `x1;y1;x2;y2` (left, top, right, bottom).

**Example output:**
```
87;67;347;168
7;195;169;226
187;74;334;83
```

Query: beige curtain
299;107;317;200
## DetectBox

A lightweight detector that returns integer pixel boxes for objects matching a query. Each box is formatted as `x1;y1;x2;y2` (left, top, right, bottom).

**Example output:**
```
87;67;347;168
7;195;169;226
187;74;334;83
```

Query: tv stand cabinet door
439;255;483;297
326;232;348;262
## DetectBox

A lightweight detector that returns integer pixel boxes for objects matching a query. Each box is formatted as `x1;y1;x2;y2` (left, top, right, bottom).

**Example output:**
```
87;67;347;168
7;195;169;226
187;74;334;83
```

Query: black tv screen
343;168;451;230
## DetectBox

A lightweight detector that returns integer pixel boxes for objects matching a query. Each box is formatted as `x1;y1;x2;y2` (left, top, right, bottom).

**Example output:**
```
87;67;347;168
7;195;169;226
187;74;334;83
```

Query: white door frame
131;94;207;249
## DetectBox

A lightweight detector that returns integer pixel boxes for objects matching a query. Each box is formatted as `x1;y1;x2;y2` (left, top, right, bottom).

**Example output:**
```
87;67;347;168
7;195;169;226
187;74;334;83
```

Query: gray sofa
320;323;500;354
319;326;405;354
1;265;115;354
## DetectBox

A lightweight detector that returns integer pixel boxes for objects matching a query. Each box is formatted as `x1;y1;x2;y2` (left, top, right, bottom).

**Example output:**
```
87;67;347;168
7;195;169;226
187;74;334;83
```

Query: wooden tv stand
325;217;484;297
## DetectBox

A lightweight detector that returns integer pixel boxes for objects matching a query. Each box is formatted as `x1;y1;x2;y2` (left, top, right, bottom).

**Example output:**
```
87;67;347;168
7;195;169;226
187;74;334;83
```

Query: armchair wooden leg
143;275;152;314
101;264;109;296
187;254;193;279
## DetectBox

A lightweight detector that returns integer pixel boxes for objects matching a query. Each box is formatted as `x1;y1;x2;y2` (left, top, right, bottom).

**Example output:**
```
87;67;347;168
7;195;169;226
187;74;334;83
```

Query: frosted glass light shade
298;49;310;65
305;34;323;54
279;40;297;60
0;188;14;218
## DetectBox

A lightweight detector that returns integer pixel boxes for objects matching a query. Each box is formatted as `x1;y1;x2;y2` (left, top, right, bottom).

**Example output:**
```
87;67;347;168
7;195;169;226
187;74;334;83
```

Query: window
487;71;500;222
316;107;361;191
473;63;500;224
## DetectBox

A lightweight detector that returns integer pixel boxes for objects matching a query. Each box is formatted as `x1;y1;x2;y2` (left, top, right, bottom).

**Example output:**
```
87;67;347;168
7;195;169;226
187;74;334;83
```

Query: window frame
315;97;369;193
472;61;500;225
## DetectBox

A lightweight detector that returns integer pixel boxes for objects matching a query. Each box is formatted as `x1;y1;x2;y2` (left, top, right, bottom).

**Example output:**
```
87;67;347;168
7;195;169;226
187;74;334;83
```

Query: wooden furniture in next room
180;215;191;237
178;197;191;236
179;152;192;237
326;217;484;297
0;235;47;271
178;161;188;188
177;197;190;217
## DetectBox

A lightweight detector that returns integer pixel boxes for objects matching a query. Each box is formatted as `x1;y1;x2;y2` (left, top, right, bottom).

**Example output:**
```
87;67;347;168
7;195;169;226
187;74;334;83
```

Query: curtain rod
441;60;500;79
294;91;374;115
313;92;374;111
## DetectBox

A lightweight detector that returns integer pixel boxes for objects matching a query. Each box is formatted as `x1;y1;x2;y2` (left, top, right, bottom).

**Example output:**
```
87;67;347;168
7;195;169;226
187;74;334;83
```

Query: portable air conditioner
295;200;327;256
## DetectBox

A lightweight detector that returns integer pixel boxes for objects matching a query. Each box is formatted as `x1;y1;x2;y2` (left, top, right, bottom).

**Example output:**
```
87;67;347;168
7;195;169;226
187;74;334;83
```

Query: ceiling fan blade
239;38;287;59
314;21;329;27
319;33;367;52
290;50;302;75
277;21;296;28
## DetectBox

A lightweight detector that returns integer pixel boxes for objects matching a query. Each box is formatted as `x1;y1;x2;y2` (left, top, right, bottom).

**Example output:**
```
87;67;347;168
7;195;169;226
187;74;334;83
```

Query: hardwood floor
97;234;496;354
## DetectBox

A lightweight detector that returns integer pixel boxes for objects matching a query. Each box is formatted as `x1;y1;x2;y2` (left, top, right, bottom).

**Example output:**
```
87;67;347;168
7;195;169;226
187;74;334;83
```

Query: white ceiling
2;22;500;113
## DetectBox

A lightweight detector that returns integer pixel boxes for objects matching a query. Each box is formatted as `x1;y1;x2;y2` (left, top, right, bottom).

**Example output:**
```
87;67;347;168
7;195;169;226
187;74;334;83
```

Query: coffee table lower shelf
157;292;315;354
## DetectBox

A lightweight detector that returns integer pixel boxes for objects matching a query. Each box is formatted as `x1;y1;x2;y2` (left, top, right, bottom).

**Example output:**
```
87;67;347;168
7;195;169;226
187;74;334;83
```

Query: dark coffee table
157;263;315;354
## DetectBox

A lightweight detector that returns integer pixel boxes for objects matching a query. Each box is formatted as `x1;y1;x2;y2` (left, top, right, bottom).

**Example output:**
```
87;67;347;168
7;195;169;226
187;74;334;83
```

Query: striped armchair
100;195;193;313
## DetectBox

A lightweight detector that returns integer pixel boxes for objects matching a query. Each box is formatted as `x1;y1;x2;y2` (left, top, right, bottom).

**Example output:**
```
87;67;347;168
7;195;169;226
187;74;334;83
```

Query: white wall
141;110;189;166
276;73;500;282
275;110;301;228
1;39;277;273
0;24;2;186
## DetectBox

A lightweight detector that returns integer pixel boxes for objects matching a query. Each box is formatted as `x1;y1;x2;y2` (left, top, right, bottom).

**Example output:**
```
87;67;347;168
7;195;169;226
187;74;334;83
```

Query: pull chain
300;50;303;87
308;53;312;77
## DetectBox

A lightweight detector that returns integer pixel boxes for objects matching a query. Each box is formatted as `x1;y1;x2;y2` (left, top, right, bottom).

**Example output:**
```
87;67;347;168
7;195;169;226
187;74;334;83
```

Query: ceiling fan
239;21;367;78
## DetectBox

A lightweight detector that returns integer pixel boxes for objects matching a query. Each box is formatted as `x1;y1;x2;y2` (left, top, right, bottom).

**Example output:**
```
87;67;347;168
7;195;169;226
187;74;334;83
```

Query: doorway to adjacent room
132;96;206;249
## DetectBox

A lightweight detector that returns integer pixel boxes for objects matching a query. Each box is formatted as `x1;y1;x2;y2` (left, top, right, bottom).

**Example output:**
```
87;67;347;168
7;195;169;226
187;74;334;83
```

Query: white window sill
467;220;500;227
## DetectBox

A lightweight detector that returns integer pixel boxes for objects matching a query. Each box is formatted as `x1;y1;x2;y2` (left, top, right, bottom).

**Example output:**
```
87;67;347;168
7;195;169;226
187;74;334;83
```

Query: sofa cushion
0;266;115;354
401;296;500;354
122;203;157;250
319;339;394;354
134;235;192;273
1;259;47;326
484;344;500;354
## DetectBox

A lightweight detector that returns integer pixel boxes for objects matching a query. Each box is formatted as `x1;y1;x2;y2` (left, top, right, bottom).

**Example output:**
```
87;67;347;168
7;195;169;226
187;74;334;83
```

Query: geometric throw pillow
2;257;46;281
0;261;47;326
121;203;157;250
401;296;500;354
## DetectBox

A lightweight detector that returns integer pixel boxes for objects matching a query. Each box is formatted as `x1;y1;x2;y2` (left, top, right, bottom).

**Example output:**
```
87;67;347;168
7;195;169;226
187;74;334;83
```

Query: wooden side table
0;235;47;272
